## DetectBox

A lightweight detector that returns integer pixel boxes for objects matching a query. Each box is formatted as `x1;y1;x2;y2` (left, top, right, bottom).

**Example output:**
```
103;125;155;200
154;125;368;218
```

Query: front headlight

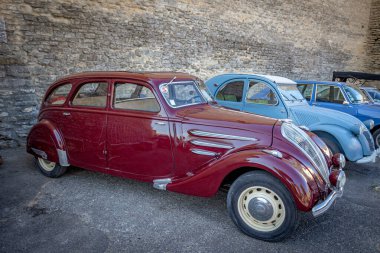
281;122;330;184
350;123;366;136
363;119;375;130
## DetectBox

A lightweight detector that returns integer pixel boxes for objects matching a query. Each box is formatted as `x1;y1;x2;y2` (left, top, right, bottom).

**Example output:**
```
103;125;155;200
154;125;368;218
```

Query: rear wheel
227;171;299;241
36;157;67;178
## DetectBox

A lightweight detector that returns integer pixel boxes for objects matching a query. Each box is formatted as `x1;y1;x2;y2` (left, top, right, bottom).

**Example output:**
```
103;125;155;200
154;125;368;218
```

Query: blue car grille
363;130;375;152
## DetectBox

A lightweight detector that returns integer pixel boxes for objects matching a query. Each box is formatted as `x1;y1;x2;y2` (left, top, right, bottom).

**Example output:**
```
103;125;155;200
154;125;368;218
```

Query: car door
243;79;287;118
106;80;173;180
60;80;109;170
214;79;245;110
313;84;356;115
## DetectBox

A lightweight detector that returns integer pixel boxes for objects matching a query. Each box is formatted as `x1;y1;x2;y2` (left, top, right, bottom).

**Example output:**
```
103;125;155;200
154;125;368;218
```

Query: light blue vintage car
206;74;379;163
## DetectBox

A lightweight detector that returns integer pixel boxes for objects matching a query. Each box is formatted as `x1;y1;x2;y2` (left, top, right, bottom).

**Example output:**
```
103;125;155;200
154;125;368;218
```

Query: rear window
45;83;72;105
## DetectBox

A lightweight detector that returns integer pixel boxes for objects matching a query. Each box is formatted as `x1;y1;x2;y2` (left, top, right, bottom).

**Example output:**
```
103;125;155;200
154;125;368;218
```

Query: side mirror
343;101;349;105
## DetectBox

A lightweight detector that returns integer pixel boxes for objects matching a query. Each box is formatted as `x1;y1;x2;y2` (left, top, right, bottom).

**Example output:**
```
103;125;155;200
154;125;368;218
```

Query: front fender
167;149;320;212
26;119;69;166
310;125;363;161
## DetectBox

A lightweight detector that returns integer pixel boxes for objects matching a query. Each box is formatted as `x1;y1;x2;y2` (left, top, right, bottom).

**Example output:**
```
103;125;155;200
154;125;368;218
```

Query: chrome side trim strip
153;178;172;190
57;149;70;167
31;148;47;159
191;148;217;156
190;140;233;149
189;130;257;142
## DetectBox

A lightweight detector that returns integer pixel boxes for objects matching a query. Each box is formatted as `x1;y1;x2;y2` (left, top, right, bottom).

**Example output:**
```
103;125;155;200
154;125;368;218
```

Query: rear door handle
62;112;71;116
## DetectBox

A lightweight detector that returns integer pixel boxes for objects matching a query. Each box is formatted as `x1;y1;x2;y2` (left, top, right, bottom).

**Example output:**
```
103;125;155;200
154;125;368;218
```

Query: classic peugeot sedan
27;71;346;241
206;74;379;163
296;81;380;149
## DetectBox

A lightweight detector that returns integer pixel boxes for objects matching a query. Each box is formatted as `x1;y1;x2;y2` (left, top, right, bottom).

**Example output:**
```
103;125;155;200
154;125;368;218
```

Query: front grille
281;122;330;183
363;129;375;151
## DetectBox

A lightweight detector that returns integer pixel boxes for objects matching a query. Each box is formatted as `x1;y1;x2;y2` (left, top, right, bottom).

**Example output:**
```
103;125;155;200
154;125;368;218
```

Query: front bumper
312;170;346;217
356;148;380;164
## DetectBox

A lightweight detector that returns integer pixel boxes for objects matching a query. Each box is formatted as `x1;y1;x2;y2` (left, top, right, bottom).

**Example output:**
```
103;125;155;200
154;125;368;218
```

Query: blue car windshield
343;85;370;104
367;89;380;102
278;83;307;105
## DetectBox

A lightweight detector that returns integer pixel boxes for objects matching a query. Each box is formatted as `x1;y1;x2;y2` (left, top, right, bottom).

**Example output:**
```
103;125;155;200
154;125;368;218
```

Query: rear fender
26;119;69;166
167;149;320;212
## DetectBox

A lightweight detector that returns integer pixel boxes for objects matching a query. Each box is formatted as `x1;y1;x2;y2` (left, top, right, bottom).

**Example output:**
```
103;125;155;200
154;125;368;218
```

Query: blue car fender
309;124;363;161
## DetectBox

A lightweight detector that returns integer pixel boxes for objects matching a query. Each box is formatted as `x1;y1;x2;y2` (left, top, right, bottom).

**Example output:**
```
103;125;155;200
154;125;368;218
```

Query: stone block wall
0;0;378;148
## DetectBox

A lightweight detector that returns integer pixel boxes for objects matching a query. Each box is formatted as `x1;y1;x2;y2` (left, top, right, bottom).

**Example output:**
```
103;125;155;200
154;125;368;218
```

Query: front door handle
155;121;166;125
62;112;71;116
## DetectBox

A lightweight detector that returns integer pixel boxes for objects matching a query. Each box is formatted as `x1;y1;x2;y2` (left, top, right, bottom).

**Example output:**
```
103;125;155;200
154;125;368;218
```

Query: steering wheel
186;95;201;104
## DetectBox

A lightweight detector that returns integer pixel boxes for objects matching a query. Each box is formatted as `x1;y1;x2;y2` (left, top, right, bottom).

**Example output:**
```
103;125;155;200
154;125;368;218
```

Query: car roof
207;73;296;85
55;71;197;86
295;80;346;86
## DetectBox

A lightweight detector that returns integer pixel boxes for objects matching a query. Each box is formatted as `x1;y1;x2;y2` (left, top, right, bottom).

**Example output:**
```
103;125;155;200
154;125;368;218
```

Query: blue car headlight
350;123;366;136
363;119;375;130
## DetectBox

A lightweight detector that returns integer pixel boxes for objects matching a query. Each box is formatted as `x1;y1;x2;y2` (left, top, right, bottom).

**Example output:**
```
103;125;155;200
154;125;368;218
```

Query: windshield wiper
281;92;291;101
289;94;304;102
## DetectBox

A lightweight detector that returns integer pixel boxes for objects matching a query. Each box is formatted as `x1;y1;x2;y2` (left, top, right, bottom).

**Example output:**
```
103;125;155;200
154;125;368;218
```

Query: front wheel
227;171;299;241
36;157;67;178
373;128;380;149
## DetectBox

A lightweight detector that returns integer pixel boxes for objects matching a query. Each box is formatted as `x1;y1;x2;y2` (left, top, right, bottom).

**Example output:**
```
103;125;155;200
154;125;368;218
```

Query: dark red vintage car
27;71;346;241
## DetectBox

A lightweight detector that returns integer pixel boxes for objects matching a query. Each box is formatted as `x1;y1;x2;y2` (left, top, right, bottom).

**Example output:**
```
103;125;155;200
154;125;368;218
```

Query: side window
316;85;346;104
216;80;244;102
297;84;313;101
72;82;108;108
246;81;278;105
113;83;160;112
45;83;72;105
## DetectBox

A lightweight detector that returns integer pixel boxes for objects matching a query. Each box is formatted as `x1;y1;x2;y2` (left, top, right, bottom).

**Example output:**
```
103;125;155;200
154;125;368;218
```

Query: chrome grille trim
363;129;375;151
189;130;257;142
281;123;330;184
190;140;233;149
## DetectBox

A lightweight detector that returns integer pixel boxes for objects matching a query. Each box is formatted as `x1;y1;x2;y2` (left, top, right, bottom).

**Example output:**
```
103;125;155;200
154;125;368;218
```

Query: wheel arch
26;119;69;166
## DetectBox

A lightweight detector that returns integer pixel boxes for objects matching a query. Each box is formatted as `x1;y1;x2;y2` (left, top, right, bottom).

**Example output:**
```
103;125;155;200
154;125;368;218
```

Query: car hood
176;104;278;134
289;105;364;130
356;103;380;121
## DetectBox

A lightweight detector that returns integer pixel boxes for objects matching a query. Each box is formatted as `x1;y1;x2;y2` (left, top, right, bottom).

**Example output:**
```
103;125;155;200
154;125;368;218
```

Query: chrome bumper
356;148;380;164
312;171;346;217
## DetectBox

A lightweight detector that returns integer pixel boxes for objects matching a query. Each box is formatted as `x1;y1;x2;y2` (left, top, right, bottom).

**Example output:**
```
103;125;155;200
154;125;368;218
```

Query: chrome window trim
189;130;258;142
190;139;233;149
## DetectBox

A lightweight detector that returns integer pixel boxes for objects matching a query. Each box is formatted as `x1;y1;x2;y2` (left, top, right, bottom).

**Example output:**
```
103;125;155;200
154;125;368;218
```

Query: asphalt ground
0;147;379;253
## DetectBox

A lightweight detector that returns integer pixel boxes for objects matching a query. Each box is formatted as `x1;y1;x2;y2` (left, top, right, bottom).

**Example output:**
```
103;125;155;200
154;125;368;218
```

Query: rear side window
113;83;160;112
45;83;72;105
216;80;244;102
72;82;108;108
297;84;313;101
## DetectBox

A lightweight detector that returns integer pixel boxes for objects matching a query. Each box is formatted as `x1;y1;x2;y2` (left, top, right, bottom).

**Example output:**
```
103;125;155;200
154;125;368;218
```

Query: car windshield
278;83;307;104
366;88;380;102
159;80;208;108
343;84;370;104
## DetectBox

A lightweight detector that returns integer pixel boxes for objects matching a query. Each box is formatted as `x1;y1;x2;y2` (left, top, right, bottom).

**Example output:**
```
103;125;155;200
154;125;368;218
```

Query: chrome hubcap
38;157;56;172
248;197;274;221
238;186;285;232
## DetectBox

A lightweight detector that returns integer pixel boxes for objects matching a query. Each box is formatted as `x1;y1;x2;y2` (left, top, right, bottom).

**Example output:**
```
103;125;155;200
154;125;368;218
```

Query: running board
153;178;172;190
